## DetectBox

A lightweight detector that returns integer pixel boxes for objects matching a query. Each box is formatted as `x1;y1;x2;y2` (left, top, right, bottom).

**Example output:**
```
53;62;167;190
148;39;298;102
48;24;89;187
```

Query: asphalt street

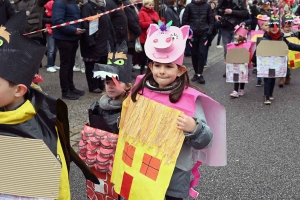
38;41;300;199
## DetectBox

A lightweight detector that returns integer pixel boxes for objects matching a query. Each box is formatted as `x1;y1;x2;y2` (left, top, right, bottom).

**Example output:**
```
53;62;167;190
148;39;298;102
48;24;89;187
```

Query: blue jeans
221;28;234;58
46;33;57;67
217;28;222;45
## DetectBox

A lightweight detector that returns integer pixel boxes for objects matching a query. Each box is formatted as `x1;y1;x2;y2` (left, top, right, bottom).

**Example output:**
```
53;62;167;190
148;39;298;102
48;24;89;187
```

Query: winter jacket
14;0;48;39
138;6;160;44
52;0;82;41
0;88;99;199
249;4;258;30
214;0;249;30
252;32;300;64
44;0;54;34
80;1;114;58
166;98;213;198
165;5;180;27
88;94;122;134
0;0;15;26
295;5;300;16
182;0;214;36
123;0;142;48
106;0;128;45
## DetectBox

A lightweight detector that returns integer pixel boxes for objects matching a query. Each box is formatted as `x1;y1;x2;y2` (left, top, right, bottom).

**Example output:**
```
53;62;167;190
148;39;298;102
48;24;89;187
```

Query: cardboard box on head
225;48;250;83
256;40;288;78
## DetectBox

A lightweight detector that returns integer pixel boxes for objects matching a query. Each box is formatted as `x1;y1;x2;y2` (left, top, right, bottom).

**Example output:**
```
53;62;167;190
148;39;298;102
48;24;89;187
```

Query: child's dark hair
8;80;17;87
131;62;203;103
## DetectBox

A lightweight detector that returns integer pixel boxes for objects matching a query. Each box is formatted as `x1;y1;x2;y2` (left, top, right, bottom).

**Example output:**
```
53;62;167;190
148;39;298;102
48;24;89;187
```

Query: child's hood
44;0;54;12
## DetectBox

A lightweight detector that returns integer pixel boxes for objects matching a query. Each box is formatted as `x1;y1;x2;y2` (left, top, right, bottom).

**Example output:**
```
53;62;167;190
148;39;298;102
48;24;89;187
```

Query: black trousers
139;44;150;74
55;39;78;93
84;56;106;91
264;78;276;97
234;83;245;91
191;34;207;75
165;195;183;200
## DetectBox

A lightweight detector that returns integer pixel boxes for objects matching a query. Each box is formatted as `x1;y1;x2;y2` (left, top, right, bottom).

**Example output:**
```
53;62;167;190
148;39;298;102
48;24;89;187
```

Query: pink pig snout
153;36;175;53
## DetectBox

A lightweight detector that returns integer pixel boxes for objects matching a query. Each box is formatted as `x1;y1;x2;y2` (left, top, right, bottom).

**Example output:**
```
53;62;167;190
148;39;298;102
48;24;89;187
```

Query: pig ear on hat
147;24;159;38
180;25;190;40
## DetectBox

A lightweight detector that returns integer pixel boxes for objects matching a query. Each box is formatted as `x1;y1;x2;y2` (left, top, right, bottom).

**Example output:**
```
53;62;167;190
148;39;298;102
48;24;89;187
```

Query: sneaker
252;69;257;74
204;65;208;68
238;90;244;96
191;74;198;82
46;67;57;73
230;90;239;98
62;91;79;100
89;88;102;93
216;45;223;49
198;75;205;84
264;99;271;105
269;96;274;100
256;80;262;87
223;73;226;77
73;66;81;72
70;88;85;96
54;65;60;70
81;67;85;73
133;64;141;70
145;65;148;69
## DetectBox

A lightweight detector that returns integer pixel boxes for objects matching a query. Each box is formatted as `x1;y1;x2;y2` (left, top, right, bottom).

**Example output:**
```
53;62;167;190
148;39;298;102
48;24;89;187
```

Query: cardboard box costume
225;48;251;83
0;11;99;199
80;41;134;200
286;37;300;69
256;40;288;77
110;23;227;200
226;25;253;83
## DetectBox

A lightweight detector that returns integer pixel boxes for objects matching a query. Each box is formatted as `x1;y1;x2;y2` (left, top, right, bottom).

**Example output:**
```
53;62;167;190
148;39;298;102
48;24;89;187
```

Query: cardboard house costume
111;23;227;200
0;11;99;200
78;41;133;200
226;25;253;83
256;40;288;77
226;48;250;83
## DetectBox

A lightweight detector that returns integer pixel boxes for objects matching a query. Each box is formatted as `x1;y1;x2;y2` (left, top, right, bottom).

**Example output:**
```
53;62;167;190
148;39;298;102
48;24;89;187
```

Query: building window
140;153;161;181
122;142;136;167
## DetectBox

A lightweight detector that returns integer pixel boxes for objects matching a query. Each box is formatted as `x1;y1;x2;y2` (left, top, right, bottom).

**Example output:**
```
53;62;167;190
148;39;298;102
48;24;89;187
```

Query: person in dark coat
165;0;180;27
106;0;129;46
13;0;48;40
80;0;114;93
0;0;15;26
52;0;85;100
249;0;259;30
123;0;142;55
182;0;214;84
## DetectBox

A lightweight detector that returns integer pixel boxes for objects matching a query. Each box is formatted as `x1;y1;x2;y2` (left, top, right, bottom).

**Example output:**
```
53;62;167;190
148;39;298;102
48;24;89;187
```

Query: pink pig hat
234;25;248;38
294;16;300;25
257;14;270;27
144;21;190;65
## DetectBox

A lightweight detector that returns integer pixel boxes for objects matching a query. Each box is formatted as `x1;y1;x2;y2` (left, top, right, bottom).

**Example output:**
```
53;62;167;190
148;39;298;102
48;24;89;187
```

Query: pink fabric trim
189;161;202;199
